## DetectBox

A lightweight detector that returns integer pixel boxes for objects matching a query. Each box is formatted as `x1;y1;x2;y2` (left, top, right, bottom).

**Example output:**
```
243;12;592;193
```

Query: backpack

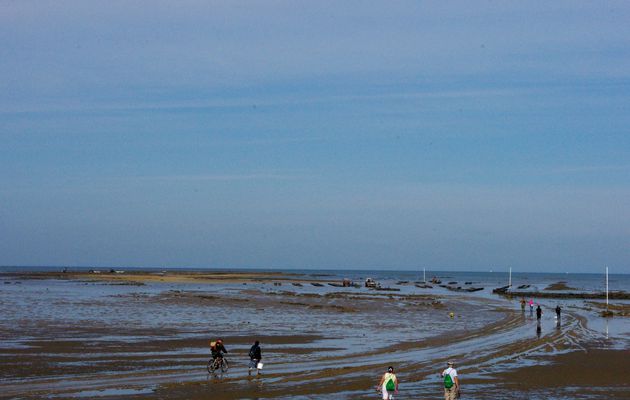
386;377;396;391
210;341;217;351
444;372;454;389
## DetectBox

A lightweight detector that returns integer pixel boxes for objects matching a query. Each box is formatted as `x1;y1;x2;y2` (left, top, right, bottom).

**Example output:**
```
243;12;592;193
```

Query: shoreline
496;290;630;300
1;270;331;286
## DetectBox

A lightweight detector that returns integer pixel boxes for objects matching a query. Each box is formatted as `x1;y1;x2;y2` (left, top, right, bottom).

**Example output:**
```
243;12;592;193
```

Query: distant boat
443;285;484;293
311;282;324;287
365;278;379;288
374;287;400;292
292;283;303;287
492;285;510;294
109;269;125;274
415;284;433;289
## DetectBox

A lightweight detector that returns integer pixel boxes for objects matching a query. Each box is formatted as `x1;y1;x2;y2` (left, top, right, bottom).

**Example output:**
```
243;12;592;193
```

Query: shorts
248;359;259;369
444;387;458;400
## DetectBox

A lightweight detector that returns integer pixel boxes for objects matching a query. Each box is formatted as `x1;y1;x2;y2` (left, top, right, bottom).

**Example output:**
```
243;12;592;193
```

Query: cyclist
210;338;228;365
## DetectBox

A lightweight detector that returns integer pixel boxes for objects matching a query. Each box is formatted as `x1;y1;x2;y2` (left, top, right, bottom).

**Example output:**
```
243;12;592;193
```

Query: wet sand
7;270;321;285
500;349;629;393
1;271;627;399
139;347;630;400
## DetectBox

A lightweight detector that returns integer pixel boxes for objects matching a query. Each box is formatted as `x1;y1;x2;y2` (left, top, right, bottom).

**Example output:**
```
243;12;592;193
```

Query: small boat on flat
374;287;400;292
493;285;510;294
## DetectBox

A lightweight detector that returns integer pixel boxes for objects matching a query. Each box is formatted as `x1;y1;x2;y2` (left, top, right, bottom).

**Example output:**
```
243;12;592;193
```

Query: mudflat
1;270;627;399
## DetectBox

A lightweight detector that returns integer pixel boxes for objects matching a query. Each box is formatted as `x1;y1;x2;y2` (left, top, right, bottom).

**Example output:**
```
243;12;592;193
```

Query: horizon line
1;264;627;275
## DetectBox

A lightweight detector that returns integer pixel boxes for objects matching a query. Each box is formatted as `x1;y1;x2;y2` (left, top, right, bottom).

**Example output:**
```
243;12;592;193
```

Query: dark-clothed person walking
248;340;262;375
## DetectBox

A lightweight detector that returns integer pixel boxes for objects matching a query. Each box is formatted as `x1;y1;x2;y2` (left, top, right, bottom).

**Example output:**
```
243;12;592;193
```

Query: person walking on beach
536;305;542;320
555;305;562;320
377;366;398;400
248;340;262;376
520;298;526;313
529;299;534;314
441;361;460;400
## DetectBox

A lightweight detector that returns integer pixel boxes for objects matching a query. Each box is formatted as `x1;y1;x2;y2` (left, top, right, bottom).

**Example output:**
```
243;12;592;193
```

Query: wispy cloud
0;86;527;116
538;164;630;175
124;173;308;182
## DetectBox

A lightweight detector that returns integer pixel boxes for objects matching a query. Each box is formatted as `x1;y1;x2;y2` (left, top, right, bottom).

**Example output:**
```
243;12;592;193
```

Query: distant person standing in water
536;305;542;320
555;305;562;320
441;361;460;400
529;299;534;314
377;366;398;400
520;298;526;313
555;305;562;328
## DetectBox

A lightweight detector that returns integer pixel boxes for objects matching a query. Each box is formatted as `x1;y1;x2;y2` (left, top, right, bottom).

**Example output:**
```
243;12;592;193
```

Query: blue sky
1;1;629;272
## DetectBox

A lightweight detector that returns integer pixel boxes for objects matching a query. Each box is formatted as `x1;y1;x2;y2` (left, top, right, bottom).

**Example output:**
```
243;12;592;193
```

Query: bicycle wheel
207;359;217;374
220;358;229;373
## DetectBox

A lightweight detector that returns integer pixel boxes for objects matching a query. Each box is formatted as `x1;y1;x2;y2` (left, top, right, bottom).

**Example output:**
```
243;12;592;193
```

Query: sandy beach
1;270;628;399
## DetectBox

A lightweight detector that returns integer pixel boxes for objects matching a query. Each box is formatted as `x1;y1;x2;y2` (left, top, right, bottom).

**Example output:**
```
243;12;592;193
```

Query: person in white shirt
377;366;399;400
441;361;460;400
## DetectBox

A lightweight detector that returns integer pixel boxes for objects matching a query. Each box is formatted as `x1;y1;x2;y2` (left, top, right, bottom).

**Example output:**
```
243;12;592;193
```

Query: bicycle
207;357;229;374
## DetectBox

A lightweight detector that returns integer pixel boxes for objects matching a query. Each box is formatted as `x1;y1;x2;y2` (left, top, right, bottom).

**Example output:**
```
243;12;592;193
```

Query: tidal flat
1;270;628;399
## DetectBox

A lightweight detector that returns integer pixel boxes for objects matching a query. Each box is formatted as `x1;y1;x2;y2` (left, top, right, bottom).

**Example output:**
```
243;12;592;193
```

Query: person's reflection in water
255;374;264;391
536;321;542;338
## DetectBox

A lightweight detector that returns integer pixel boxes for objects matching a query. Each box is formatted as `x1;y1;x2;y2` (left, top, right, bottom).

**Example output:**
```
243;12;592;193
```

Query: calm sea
1;265;627;294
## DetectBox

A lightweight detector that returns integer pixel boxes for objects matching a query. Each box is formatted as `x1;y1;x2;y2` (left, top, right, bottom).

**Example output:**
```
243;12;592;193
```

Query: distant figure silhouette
555;305;562;320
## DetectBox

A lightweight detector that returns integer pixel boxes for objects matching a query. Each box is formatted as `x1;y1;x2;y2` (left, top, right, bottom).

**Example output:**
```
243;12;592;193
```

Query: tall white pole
423;268;426;283
606;266;609;310
509;267;512;287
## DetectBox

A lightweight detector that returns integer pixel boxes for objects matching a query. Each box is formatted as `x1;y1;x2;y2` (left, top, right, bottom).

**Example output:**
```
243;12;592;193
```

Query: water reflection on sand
0;271;628;399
